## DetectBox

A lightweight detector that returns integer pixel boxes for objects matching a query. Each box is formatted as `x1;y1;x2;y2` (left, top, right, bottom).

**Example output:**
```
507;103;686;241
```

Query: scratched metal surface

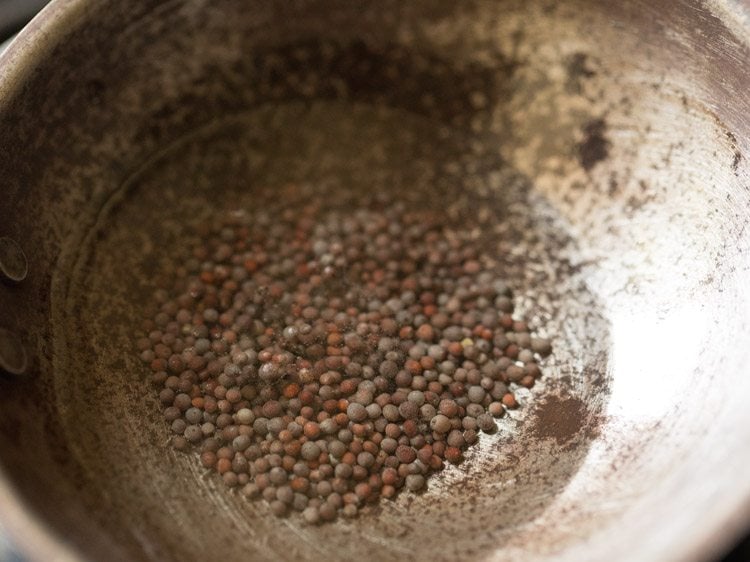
0;1;749;561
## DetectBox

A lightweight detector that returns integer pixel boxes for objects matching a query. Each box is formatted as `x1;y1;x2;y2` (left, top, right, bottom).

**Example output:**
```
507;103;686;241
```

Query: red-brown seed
444;447;462;464
217;458;232;474
395;445;417;464
415;324;435;342
380;485;396;499
381;467;398;486
502;393;518;409
303;422;321;439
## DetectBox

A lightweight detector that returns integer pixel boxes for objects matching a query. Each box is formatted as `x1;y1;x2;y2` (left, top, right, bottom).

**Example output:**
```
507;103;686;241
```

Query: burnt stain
607;175;618;196
627;195;645;211
135;39;517;148
578;119;610;172
566;52;596;93
727;131;742;172
701;273;715;286
732;150;742;171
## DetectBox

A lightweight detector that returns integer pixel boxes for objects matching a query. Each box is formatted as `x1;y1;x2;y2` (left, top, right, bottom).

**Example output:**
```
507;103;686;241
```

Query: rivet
0;237;28;284
0;328;28;376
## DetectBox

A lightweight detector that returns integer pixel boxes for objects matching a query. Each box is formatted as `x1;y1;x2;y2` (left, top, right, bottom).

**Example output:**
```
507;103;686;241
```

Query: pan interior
54;95;609;561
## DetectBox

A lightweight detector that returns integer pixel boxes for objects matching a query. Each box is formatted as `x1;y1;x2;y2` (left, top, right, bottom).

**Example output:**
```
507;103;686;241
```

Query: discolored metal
0;1;749;562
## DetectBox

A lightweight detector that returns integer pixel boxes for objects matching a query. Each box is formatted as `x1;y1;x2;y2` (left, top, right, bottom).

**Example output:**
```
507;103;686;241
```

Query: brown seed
398;401;419;420
438;399;459;417
476;413;496;433
354;483;372;501
381;467;398;486
402;420;418;437
347;402;368;423
415;324;435;342
530;337;552;356
417;445;433;464
501;393;518;409
291;477;309;493
445;447;462;464
405;359;422;375
381;485;397;499
283;383;300;398
200;451;217;468
216;458;232;474
520;375;535;388
447;342;463;357
488;402;505;417
430;414;451;433
303;422;321;439
395;445;417;464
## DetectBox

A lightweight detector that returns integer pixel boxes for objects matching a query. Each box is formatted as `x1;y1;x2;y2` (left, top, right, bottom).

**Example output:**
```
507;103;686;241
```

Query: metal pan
0;1;749;561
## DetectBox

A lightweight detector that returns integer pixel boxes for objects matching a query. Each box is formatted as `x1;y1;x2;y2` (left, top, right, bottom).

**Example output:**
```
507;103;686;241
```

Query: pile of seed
137;186;551;523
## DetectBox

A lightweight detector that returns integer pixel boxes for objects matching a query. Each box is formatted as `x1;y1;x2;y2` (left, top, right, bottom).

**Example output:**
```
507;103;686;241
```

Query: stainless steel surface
0;1;749;561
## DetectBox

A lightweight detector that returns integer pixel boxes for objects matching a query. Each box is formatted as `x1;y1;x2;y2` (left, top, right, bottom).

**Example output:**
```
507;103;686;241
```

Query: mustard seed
300;442;321;461
395;445;417;464
270;500;288;517
446;429;465;448
476;413;496;433
302;506;320;525
357;452;375;468
457;428;475;446
293;494;309;512
184;425;203;443
466;403;485;418
430;414;452;433
488;402;505;417
347;403;368;423
445;447;462;464
268;467;287;486
398;401;419;420
172;436;189;451
467;386;486;403
319;502;337;522
185;407;203;424
530;337;552;356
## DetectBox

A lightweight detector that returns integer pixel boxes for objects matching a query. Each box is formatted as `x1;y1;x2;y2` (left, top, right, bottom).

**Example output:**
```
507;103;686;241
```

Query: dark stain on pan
578;118;611;171
530;395;587;446
727;132;742;173
732;151;741;172
566;52;596;94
